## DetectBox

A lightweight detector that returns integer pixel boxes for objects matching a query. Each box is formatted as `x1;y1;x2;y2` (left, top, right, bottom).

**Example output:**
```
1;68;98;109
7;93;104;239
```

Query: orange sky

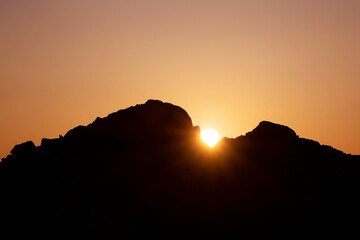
1;0;359;157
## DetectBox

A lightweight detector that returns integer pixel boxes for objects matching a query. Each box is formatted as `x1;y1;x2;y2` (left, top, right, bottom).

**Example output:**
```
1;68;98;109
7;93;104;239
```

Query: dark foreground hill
1;100;359;239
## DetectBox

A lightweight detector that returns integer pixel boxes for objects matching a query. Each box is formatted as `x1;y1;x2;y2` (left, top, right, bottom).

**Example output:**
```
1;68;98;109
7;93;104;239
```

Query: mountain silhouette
1;99;359;239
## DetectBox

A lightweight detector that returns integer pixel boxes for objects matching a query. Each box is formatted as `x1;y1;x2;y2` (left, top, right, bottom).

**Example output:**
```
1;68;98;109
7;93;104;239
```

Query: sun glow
201;129;220;147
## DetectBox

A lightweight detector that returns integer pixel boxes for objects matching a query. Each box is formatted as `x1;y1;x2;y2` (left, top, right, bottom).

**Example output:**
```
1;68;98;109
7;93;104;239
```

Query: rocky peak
65;99;194;141
245;121;298;141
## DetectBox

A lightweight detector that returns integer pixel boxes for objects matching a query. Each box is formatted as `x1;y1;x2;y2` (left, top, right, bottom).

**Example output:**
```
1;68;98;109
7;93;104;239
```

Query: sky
1;0;359;157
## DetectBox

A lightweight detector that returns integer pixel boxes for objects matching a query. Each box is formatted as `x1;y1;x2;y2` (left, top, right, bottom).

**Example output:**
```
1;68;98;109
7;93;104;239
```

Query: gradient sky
1;0;359;157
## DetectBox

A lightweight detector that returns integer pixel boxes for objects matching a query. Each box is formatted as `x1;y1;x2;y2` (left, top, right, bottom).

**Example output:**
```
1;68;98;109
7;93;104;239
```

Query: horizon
1;99;357;158
1;0;359;156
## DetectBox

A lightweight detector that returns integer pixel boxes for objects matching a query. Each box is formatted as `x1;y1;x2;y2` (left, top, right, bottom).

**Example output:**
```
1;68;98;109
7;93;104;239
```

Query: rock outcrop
0;100;359;239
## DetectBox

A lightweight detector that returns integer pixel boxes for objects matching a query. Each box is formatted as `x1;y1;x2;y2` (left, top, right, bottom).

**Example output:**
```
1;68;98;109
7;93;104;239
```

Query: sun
201;129;220;147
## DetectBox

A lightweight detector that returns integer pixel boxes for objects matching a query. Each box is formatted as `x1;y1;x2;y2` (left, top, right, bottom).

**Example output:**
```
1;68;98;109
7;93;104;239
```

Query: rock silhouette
1;99;359;239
